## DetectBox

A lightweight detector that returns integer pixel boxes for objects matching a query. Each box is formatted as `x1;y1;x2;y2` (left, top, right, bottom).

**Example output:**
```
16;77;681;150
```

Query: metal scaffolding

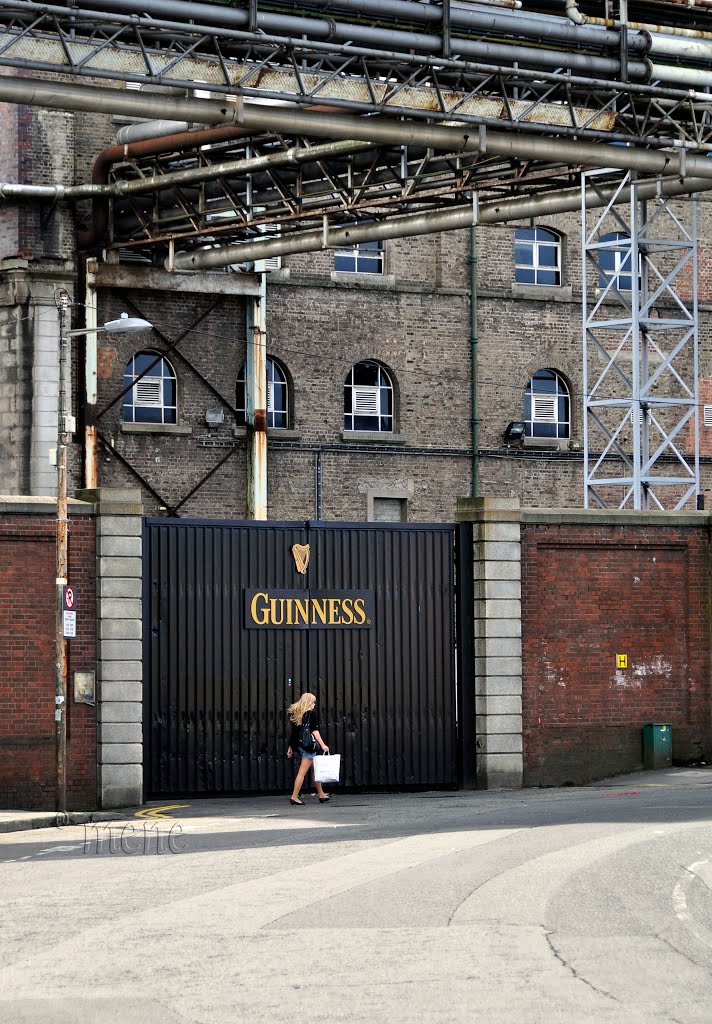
582;170;699;510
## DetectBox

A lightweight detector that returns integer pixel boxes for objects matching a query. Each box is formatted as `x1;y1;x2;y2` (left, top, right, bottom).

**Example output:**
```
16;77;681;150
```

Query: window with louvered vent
353;387;380;416
524;369;569;439
704;405;712;428
236;357;289;429
123;351;177;425
532;395;557;423
344;361;393;432
135;378;162;407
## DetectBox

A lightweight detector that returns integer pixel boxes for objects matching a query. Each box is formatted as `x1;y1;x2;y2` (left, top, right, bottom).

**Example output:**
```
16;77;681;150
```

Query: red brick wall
521;521;712;785
0;510;97;809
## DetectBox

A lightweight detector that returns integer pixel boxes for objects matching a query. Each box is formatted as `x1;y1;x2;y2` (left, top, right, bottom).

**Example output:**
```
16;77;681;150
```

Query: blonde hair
288;692;316;725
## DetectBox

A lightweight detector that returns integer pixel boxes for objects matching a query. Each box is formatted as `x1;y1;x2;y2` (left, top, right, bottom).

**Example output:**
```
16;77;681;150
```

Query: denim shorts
298;747;317;761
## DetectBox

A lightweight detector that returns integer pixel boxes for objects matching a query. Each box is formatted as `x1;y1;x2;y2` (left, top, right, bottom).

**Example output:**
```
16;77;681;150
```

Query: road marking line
135;804;190;819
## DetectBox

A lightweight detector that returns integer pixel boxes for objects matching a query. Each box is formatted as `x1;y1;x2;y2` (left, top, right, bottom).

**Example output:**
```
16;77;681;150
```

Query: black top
288;708;320;750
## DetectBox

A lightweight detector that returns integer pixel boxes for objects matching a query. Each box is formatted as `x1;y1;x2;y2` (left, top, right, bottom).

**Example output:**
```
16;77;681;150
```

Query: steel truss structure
103;131;581;259
3;2;712;159
582;170;699;510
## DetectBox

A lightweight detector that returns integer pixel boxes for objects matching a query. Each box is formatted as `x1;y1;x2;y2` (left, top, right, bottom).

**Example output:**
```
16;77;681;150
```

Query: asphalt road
1;766;711;1024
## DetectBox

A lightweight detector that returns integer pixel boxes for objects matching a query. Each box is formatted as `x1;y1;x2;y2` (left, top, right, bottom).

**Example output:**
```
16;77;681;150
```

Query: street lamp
54;292;152;813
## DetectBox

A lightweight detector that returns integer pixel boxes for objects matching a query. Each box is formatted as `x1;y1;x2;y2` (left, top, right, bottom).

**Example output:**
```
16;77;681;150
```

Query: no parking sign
63;585;77;639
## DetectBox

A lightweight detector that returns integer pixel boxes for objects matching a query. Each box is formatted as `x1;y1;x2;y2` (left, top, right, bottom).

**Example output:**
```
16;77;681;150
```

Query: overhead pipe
53;0;651;79
116;121;190;144
3;76;712;181
83;0;650;53
78;124;253;248
266;0;642;51
172;172;712;272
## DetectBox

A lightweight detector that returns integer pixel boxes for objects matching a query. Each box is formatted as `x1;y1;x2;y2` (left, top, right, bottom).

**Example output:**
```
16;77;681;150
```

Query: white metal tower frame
582;169;700;510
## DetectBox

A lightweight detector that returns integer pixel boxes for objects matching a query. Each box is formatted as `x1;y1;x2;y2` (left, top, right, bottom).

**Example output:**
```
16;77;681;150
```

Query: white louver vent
705;405;712;427
353;386;380;415
533;395;557;422
134;378;162;407
267;380;274;412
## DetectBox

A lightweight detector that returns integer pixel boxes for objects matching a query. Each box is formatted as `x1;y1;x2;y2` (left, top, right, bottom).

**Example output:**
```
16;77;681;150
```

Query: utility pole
55;288;71;813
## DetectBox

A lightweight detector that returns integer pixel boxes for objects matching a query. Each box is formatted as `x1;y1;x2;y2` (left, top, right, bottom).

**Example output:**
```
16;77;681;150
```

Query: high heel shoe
319;796;331;803
290;798;304;806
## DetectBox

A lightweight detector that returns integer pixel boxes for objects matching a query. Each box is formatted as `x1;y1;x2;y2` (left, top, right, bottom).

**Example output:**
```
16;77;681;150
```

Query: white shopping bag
313;753;341;784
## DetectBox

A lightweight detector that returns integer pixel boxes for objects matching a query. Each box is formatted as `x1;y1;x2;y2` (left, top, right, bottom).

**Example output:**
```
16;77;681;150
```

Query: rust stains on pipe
79;125;252;249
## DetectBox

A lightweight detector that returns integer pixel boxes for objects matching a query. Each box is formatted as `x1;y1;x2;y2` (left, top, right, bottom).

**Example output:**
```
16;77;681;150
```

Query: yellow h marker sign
617;654;628;669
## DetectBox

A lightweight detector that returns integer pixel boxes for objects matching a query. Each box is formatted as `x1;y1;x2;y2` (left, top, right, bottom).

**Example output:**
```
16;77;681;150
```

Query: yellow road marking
135;804;190;819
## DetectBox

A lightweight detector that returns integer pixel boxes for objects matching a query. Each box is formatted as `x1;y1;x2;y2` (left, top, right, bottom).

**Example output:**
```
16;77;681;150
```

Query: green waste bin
643;723;672;770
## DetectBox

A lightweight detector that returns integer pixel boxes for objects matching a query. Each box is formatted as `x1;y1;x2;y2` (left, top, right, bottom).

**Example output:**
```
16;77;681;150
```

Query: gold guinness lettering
245;589;373;629
250;591;270;626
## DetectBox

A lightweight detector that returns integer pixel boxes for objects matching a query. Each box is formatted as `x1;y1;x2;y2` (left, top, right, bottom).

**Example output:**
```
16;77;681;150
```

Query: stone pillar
77;486;143;807
457;497;523;789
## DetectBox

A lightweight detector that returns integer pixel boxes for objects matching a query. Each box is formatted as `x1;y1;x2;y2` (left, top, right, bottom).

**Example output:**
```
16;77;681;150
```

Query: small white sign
63;610;77;639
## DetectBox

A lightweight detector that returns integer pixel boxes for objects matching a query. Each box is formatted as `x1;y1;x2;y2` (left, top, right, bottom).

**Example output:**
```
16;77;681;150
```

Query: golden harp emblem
291;543;310;575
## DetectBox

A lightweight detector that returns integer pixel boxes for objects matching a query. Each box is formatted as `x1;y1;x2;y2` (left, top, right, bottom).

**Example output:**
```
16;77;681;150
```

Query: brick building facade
0;498;97;809
1;101;710;519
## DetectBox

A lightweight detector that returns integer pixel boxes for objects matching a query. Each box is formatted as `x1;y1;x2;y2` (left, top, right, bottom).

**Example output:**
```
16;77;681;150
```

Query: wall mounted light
503;421;526;443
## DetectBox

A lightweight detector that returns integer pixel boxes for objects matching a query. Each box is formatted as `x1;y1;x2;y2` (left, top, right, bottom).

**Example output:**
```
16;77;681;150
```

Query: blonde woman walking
286;692;330;805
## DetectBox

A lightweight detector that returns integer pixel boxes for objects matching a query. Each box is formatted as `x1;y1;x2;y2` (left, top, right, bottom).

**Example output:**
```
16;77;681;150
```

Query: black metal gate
143;519;466;795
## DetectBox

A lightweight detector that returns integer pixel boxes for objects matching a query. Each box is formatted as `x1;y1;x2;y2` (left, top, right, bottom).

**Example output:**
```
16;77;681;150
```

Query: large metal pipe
2;76;710;183
84;0;649;54
0;138;376;204
173;173;712;271
65;0;651;78
269;0;646;51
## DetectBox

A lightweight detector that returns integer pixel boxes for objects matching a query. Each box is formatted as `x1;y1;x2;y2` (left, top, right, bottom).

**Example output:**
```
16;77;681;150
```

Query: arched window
344;361;393;432
123;351;177;424
515;227;561;286
524;369;570;439
598;232;638;291
236;357;289;429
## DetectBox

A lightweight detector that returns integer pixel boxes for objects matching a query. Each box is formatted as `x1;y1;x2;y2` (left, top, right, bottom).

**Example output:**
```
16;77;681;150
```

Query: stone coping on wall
457;498;710;529
520;508;710;527
0;496;95;514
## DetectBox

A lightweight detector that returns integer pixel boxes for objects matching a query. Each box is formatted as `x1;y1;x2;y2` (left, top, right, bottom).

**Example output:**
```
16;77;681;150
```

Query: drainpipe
84;258;99;488
246;268;267;520
469;224;479;498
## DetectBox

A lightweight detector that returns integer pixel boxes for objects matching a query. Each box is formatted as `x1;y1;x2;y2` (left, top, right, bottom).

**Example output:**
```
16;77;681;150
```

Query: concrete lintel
94;262;262;296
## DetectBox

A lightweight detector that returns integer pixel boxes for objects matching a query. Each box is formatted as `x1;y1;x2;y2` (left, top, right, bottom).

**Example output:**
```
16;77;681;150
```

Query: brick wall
0;500;97;809
521;514;712;785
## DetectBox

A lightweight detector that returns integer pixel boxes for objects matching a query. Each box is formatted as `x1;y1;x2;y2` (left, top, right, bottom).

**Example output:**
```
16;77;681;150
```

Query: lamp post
54;294;152;813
